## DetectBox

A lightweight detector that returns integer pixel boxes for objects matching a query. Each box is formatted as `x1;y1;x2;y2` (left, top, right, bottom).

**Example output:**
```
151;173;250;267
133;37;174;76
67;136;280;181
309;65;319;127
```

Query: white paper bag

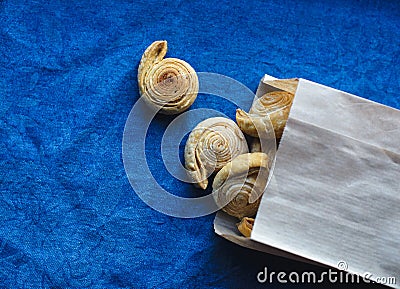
214;75;400;288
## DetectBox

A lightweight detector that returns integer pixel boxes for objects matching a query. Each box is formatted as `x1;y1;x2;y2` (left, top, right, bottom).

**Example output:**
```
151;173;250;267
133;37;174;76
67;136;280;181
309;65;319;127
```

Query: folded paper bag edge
213;211;324;267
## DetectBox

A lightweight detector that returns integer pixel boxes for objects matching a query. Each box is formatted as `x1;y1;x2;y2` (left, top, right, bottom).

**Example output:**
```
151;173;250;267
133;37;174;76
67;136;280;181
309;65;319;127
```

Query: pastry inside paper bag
237;217;255;238
236;78;298;140
182;78;297;237
236;90;295;139
212;153;269;219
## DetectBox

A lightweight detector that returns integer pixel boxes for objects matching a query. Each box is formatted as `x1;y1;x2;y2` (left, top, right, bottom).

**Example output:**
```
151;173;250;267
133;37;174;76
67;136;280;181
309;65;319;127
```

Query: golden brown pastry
236;90;294;139
264;78;299;95
138;40;198;114
212;153;269;219
184;117;248;190
237;217;255;238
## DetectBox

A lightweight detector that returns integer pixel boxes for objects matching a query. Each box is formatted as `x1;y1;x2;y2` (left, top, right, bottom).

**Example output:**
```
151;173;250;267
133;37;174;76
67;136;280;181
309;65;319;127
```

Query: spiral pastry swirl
138;40;199;114
250;91;294;115
185;117;248;190
236;90;295;139
213;153;269;219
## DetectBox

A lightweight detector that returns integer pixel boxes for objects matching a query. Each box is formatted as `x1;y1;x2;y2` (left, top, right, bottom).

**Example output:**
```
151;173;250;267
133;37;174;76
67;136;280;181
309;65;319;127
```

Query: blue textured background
1;0;399;288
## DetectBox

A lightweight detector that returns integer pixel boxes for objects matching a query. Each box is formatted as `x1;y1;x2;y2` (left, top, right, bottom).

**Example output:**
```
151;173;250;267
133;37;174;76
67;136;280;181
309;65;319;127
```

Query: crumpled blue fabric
0;0;399;288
